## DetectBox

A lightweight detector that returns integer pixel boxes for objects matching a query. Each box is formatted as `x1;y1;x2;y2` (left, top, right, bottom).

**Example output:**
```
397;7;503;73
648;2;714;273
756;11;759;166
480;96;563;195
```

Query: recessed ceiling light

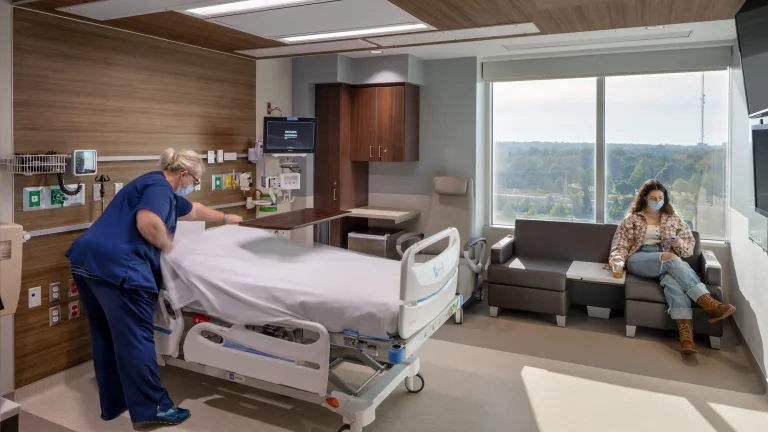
280;23;429;43
187;0;313;17
370;50;383;54
645;25;666;30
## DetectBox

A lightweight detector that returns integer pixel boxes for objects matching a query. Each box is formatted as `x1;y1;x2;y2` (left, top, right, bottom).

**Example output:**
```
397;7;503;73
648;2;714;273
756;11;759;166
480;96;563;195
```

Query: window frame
489;69;731;241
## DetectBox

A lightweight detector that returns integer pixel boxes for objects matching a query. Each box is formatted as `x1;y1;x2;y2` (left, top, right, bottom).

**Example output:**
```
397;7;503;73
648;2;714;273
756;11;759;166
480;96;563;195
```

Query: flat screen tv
263;117;317;154
736;0;768;118
753;125;768;216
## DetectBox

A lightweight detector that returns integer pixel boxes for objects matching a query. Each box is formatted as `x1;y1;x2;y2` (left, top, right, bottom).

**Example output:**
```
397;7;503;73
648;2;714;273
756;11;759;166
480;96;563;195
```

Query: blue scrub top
66;171;193;292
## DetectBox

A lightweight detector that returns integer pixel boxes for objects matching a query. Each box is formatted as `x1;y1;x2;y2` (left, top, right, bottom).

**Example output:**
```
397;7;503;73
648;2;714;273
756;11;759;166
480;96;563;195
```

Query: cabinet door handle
378;146;382;158
369;146;373;158
333;189;337;201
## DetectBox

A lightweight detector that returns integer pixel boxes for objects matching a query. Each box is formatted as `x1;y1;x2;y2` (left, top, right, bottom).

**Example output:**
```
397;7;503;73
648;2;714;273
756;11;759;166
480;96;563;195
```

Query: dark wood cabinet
314;83;368;247
350;83;419;162
350;87;378;162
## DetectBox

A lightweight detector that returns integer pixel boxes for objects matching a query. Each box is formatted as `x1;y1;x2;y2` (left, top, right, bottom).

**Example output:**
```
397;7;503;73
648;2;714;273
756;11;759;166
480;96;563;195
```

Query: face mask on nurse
176;172;198;197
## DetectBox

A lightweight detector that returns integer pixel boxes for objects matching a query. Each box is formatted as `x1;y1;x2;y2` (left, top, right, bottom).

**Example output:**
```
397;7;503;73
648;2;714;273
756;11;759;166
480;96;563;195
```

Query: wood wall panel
12;9;258;388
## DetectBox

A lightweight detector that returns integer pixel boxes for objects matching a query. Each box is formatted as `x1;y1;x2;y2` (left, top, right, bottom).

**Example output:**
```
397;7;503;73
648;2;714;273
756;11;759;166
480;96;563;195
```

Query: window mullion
596;77;606;224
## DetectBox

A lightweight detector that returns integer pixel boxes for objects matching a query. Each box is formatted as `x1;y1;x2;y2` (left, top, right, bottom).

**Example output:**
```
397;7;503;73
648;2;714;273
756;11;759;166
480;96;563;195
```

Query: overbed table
240;208;349;245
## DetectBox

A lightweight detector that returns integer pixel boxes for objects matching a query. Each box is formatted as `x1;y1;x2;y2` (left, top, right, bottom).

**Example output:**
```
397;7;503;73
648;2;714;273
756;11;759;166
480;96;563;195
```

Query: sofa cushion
513;219;617;263
625;273;723;304
487;256;570;292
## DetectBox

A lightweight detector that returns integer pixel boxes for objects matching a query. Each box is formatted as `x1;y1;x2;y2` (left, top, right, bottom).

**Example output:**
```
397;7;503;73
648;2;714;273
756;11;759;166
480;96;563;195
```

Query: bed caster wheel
338;425;351;432
405;373;425;393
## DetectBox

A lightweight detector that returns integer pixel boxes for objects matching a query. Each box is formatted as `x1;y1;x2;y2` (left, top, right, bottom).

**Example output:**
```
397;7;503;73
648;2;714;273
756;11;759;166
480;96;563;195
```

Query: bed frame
153;227;462;432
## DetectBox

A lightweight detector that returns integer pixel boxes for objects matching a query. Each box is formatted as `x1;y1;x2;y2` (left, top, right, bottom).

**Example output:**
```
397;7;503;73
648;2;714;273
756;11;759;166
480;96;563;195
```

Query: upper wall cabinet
351;83;419;162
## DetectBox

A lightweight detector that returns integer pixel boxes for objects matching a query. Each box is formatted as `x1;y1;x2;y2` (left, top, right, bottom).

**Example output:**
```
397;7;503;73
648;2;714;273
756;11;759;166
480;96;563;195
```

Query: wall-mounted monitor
736;0;768;118
263;117;317;154
753;125;768;217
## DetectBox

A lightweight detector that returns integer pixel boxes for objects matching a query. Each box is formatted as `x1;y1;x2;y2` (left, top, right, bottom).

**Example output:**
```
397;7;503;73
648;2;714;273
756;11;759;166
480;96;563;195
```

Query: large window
492;71;729;240
492;78;597;224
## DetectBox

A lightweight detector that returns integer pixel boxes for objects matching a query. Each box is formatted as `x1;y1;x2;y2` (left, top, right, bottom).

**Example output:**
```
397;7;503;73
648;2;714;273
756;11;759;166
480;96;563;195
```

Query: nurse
66;148;243;427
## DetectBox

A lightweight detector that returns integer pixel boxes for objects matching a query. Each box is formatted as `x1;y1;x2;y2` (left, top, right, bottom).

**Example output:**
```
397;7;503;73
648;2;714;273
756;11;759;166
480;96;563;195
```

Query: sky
492;71;730;146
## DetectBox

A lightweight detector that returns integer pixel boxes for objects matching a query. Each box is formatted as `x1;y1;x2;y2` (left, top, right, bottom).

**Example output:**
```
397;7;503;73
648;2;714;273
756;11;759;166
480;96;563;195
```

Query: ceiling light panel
367;23;540;47
237;39;376;58
209;0;423;39
187;0;324;17
56;0;216;21
281;23;429;43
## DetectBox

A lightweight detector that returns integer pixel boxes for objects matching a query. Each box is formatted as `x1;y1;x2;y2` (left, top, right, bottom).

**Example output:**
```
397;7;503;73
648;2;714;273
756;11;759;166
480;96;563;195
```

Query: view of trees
493;141;727;237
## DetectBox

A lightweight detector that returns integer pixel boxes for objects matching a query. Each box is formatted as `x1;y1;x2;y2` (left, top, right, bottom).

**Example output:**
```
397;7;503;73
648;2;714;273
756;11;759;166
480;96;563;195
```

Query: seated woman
609;179;735;355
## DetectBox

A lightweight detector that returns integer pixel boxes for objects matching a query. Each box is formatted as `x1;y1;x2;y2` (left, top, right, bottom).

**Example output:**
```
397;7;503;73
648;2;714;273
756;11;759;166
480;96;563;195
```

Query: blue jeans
626;245;709;320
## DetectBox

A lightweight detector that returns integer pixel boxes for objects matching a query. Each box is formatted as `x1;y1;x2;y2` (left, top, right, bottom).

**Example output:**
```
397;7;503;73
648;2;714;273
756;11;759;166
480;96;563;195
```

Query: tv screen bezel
753;124;768;218
263;116;318;154
736;1;768;119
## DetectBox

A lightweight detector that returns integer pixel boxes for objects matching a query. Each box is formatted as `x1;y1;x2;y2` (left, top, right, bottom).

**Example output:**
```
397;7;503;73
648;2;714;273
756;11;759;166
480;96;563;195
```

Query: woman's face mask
647;199;665;211
175;172;197;197
646;191;665;211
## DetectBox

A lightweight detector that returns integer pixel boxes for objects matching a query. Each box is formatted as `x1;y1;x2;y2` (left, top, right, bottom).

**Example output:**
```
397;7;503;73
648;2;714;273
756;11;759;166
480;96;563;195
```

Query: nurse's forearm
185;202;227;223
136;210;173;252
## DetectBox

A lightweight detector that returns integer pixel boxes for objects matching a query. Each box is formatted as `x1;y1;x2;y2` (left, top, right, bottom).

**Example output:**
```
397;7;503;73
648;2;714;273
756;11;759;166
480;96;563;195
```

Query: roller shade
482;46;733;82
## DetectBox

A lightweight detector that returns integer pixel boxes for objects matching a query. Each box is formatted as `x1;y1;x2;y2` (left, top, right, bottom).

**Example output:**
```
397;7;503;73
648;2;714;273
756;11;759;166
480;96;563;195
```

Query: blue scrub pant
72;273;174;423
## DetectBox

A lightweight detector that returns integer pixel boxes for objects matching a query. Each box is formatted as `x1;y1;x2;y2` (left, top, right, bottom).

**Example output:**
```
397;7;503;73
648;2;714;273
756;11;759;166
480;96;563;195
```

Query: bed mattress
161;225;403;339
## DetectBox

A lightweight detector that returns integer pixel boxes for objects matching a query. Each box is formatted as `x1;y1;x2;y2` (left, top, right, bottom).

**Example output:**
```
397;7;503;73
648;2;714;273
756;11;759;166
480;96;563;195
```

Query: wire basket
8;154;69;175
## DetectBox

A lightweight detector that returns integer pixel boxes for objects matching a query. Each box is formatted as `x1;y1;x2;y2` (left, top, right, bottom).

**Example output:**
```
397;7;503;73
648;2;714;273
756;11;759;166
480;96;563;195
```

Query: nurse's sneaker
135;406;191;428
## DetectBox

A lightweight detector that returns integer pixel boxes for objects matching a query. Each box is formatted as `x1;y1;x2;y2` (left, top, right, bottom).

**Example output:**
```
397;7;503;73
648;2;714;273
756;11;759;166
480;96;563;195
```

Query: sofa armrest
396;232;424;258
463;237;487;273
491;235;514;264
700;249;722;286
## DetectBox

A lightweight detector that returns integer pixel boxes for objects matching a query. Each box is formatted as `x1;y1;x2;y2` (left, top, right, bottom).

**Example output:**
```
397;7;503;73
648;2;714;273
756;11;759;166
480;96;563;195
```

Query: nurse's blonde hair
159;148;204;178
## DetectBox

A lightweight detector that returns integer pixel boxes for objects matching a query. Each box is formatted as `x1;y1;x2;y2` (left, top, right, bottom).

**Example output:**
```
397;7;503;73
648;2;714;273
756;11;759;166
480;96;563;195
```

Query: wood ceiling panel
388;0;741;34
387;0;534;30
18;0;283;53
532;0;744;34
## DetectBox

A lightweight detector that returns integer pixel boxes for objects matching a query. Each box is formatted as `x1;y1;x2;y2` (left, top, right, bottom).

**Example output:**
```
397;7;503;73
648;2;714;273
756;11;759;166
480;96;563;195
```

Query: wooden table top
240;208;350;231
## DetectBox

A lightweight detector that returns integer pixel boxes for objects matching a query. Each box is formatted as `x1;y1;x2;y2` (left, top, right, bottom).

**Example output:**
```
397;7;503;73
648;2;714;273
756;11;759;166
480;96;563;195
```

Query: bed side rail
398;228;460;339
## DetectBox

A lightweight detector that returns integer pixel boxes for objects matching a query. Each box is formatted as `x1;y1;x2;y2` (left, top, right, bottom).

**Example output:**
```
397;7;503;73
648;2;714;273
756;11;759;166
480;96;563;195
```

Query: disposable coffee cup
611;261;625;278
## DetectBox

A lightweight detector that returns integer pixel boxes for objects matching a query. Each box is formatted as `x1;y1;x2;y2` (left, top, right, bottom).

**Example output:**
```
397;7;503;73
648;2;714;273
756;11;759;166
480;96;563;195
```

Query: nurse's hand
226;214;243;224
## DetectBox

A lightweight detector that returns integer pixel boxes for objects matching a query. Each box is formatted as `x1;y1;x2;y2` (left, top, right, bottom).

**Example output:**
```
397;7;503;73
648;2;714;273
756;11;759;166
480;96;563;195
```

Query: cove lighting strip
279;23;430;43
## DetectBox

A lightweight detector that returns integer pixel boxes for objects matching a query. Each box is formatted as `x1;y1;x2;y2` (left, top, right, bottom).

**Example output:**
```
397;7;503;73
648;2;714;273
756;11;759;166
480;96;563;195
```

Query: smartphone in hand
663;236;680;246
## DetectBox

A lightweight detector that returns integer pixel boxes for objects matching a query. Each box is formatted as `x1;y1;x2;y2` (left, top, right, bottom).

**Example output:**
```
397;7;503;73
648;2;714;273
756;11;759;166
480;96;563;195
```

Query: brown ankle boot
677;319;697;355
696;294;736;323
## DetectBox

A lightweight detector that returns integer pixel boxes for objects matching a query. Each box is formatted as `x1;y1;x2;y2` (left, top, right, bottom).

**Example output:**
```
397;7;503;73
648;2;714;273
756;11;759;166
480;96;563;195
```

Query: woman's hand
609;256;624;264
226;214;243;224
669;238;683;248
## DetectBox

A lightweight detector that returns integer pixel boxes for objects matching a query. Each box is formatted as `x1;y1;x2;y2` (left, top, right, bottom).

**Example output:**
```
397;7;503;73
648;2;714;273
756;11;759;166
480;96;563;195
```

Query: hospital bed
154;224;462;432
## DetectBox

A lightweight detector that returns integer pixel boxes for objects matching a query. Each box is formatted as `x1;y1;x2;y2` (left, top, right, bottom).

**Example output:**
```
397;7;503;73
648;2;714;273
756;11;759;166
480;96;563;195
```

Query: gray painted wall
292;54;429;197
369;57;480;196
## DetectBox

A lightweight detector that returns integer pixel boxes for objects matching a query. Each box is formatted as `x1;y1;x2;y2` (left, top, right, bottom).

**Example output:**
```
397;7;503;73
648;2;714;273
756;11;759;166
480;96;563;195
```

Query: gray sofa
488;219;724;348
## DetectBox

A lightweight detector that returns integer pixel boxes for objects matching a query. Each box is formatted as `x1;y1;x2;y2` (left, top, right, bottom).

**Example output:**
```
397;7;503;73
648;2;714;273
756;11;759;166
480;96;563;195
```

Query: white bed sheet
161;225;403;339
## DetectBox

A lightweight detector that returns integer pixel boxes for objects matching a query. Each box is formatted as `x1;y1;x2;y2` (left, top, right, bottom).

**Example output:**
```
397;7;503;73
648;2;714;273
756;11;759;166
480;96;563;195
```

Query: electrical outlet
217;150;225;164
114;183;124;195
207;150;216;164
68;300;81;320
49;282;61;303
93;184;102;201
28;287;42;308
49;305;62;327
68;279;79;298
224;152;237;161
